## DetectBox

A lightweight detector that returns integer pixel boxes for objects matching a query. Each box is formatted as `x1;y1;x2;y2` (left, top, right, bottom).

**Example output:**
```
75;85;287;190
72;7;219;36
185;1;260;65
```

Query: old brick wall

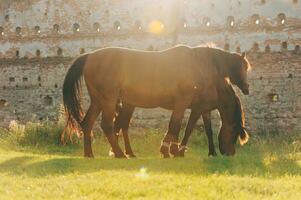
0;51;300;134
0;0;301;133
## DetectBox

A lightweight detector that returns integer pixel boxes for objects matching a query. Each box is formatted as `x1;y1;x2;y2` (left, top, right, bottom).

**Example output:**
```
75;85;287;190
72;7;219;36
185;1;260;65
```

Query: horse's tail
234;95;249;145
62;54;88;134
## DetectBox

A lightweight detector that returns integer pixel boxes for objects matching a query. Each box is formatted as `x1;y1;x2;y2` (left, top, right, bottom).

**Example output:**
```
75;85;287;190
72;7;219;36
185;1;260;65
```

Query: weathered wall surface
0;0;301;134
0;51;300;134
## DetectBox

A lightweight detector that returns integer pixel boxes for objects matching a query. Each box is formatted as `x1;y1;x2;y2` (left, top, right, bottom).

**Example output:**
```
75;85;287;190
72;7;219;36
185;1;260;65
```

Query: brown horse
114;79;249;158
63;45;250;158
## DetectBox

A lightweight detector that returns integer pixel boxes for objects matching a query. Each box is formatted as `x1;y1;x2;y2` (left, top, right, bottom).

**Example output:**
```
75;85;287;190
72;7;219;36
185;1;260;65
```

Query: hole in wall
135;20;142;30
265;44;271;53
54;84;58;88
57;48;63;56
294;45;300;54
226;16;235;28
9;77;15;82
0;27;4;36
182;19;187;29
5;14;9;22
16;27;21;35
277;13;286;26
252;42;260;52
268;93;279;102
93;22;100;32
34;25;41;33
259;76;263;80
73;23;80;33
203;17;211;27
281;41;288;50
43;96;53;106
36;49;41;57
23;77;28;82
251;14;260;26
0;99;8;107
38;76;41;81
288;73;293;79
53;24;59;33
114;21;121;30
15;50;20;57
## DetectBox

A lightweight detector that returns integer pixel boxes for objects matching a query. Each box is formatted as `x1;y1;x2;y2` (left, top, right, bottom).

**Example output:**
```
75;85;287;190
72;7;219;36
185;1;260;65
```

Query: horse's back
83;46;209;108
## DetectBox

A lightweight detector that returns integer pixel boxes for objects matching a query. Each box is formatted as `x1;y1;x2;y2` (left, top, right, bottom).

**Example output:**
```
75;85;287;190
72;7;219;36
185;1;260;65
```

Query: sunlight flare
135;167;149;179
148;20;165;34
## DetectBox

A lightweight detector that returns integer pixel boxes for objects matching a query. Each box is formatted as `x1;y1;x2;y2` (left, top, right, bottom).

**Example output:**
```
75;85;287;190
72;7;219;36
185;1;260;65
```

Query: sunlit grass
0;127;300;200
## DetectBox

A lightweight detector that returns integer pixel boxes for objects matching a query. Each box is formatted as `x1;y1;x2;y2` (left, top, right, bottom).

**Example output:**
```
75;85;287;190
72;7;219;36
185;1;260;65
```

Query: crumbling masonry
0;0;301;133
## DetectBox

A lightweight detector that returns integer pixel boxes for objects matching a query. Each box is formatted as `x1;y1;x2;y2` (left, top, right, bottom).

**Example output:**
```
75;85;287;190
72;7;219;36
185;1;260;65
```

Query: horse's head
217;94;249;156
229;52;251;95
218;125;249;156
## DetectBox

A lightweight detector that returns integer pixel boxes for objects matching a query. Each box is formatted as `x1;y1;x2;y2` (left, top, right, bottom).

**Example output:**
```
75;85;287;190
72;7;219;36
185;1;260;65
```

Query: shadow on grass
0;145;300;178
0;130;300;178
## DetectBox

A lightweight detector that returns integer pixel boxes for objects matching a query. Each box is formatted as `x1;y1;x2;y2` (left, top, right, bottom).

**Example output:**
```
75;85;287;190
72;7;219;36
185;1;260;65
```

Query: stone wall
0;51;300;134
1;0;301;134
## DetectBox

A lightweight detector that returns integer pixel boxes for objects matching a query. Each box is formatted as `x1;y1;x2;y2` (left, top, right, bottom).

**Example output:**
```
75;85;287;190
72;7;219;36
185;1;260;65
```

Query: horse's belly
121;90;174;108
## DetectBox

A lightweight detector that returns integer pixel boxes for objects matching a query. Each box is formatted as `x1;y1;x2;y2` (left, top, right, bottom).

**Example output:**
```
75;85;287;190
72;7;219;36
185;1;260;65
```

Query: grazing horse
62;45;250;158
114;79;249;158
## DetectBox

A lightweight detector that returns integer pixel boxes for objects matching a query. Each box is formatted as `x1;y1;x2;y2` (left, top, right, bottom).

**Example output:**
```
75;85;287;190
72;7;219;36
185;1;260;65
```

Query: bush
0;120;80;147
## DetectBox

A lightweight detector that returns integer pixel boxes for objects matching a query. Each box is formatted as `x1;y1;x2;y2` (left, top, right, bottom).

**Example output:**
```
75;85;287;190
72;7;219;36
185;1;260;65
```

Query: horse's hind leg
120;105;135;157
202;112;217;156
108;103;123;157
111;104;135;157
178;109;202;157
101;101;126;158
81;101;101;158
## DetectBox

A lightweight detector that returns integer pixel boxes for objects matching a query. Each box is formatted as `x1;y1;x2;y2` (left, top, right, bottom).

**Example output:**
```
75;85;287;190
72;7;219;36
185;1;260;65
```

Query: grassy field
0;124;300;200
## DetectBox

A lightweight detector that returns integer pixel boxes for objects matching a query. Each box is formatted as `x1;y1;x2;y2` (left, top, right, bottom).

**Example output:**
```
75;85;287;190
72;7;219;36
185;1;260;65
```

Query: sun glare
148;20;165;34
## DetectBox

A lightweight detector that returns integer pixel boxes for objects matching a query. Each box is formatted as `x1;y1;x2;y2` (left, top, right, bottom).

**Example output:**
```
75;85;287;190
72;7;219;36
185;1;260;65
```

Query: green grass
0;126;300;200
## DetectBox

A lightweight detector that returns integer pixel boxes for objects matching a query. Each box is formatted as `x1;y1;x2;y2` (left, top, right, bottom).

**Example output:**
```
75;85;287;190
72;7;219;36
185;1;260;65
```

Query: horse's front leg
160;98;191;158
202;112;217;156
178;108;202;157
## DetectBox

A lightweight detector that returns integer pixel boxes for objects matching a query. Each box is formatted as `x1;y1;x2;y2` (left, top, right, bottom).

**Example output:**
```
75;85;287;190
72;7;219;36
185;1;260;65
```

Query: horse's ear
241;52;246;59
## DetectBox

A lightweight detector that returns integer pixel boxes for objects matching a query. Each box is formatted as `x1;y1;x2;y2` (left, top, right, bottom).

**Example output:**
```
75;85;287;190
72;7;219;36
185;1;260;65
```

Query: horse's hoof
109;149;127;158
84;152;94;158
208;151;217;157
161;153;170;158
125;152;136;158
109;149;115;157
170;143;180;157
115;153;127;158
160;145;170;158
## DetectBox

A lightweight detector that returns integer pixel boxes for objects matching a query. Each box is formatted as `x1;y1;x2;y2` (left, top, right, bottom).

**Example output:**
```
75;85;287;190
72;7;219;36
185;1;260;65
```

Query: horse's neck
211;49;232;79
221;52;233;78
